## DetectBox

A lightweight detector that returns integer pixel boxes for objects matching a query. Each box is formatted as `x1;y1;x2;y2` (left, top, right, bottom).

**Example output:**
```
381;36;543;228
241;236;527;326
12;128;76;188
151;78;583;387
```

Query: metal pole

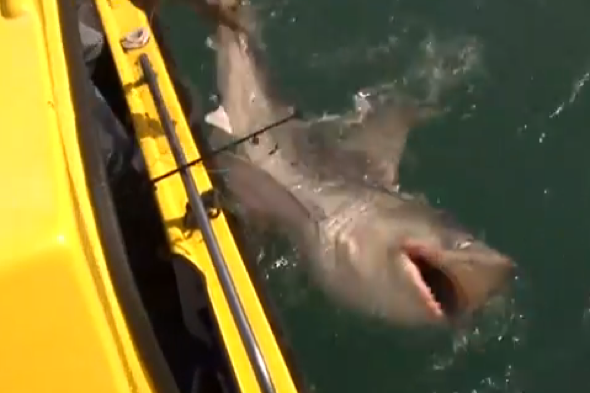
139;54;276;393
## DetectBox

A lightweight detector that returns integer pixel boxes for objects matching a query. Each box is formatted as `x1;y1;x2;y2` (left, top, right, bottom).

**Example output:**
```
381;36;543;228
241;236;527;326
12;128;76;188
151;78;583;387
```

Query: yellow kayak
0;0;302;392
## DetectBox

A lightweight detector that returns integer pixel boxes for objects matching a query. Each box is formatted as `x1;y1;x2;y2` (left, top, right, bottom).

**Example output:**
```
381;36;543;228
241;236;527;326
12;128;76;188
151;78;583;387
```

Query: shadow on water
161;0;590;392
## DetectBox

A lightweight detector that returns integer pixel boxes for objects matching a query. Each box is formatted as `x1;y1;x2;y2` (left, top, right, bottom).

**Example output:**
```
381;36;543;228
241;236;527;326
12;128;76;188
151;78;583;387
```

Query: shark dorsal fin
338;100;441;188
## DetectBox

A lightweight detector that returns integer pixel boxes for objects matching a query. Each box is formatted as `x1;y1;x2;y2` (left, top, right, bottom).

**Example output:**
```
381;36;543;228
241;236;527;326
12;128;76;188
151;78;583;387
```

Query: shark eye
455;239;473;250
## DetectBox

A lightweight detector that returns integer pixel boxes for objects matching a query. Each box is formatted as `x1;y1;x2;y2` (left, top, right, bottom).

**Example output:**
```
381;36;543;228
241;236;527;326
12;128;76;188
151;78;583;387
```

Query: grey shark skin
205;3;515;328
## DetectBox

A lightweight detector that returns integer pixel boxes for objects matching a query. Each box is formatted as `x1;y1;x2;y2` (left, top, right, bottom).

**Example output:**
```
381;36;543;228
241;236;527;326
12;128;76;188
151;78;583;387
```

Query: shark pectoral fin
205;105;233;134
213;151;312;234
336;101;443;189
398;103;443;128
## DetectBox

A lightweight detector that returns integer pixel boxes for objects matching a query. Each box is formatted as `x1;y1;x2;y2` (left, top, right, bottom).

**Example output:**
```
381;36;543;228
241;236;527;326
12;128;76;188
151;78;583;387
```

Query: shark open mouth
403;245;460;319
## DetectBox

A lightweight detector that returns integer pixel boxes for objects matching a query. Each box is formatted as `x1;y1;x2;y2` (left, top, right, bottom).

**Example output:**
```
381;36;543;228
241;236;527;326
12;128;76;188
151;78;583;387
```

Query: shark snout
401;240;515;319
445;250;515;314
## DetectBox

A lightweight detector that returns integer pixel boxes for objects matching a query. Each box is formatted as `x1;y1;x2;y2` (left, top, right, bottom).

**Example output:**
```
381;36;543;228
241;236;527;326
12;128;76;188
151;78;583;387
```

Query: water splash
419;272;529;393
406;34;484;104
303;25;484;111
549;68;590;119
517;66;590;139
305;32;484;128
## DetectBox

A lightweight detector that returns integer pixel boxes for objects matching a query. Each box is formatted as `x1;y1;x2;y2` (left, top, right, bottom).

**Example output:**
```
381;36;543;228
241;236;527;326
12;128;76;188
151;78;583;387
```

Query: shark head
205;0;515;329
335;199;515;327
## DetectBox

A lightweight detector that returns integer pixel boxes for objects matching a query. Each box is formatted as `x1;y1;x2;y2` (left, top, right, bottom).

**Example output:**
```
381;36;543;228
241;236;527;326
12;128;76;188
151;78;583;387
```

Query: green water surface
162;1;590;392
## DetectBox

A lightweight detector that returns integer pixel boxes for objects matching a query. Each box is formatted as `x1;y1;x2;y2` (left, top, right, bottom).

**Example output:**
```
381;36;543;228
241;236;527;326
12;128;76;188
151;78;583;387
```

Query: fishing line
150;107;299;185
111;107;299;204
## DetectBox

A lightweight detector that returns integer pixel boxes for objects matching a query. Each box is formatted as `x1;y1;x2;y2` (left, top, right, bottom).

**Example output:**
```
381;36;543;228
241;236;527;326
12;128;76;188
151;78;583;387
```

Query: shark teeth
402;253;445;319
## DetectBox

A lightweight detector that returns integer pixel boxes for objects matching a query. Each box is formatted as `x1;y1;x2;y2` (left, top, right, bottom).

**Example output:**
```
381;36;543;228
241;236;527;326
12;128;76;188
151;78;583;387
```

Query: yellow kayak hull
0;0;301;392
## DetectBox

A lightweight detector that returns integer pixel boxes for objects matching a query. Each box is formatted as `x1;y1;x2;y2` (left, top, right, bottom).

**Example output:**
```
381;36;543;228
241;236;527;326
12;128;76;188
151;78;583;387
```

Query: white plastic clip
120;27;150;51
